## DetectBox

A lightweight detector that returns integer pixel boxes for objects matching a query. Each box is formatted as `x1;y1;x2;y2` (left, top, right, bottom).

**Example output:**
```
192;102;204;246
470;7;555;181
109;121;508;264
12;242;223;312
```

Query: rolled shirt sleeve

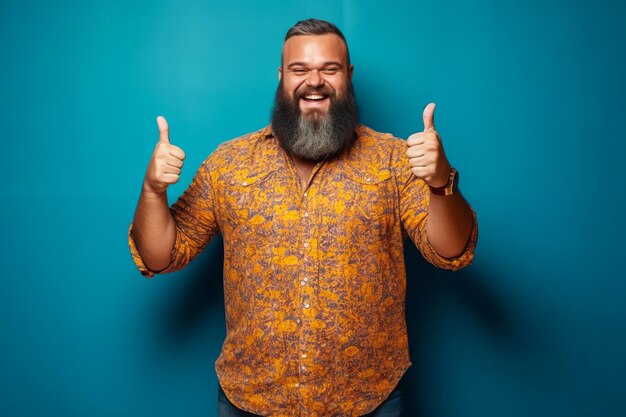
128;157;221;278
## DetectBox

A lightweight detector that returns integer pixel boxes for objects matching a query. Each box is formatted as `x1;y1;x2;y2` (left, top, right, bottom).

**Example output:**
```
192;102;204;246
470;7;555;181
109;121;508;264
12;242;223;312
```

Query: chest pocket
327;164;397;247
343;164;395;219
220;170;279;234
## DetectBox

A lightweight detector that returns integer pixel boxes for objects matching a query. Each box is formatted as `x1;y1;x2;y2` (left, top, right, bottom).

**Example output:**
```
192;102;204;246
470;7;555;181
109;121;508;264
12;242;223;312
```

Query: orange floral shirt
129;125;477;416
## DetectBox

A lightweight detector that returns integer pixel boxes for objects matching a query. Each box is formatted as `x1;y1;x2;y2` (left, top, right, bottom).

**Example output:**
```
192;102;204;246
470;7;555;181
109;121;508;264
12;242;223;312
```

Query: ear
348;64;354;81
278;66;283;81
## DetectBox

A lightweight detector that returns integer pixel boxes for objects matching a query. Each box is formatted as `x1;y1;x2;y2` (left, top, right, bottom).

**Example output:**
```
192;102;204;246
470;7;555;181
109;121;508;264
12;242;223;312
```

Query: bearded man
129;18;477;417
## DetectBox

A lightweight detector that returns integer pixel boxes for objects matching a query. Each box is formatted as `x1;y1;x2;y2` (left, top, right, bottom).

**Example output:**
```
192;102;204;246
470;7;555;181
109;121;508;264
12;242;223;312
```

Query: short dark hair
283;18;351;65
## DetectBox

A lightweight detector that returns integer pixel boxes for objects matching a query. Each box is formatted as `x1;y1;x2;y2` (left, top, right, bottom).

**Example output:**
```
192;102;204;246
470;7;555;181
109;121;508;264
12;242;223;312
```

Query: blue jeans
218;383;404;417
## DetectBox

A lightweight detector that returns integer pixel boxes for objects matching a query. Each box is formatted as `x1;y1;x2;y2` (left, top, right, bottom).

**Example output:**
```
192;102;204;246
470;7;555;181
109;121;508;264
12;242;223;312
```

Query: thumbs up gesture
406;103;451;188
143;116;186;195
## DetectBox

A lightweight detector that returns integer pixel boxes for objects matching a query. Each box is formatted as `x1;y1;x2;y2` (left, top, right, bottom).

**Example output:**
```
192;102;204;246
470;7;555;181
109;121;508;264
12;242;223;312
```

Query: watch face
451;168;459;193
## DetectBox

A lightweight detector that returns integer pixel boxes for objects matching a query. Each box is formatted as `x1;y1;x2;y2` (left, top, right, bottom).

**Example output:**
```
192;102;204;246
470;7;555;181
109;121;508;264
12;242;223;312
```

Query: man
129;18;477;417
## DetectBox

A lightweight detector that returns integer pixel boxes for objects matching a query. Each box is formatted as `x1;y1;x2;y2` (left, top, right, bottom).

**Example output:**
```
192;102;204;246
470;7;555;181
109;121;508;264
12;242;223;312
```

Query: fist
143;116;186;194
406;103;451;188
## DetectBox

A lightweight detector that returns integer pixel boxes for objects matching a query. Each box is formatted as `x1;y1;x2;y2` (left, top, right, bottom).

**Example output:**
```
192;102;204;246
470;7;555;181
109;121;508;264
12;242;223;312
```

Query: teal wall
2;0;625;416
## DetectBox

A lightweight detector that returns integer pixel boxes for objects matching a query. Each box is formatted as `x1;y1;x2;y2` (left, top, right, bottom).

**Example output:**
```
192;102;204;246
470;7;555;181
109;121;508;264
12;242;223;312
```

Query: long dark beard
270;80;359;161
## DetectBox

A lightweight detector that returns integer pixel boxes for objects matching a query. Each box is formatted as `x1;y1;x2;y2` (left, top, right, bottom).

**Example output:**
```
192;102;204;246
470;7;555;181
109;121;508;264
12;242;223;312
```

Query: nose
305;69;324;88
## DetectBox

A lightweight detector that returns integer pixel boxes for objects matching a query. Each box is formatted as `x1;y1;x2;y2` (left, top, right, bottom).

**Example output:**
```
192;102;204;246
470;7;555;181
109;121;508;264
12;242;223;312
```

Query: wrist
142;181;168;199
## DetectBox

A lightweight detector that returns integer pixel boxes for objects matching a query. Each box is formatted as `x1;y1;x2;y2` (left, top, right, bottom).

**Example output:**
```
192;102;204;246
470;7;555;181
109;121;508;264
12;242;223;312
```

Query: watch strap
429;167;458;196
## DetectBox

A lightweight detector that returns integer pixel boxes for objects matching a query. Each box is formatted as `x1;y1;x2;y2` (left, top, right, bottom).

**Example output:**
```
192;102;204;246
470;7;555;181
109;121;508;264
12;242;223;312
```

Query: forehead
282;34;348;66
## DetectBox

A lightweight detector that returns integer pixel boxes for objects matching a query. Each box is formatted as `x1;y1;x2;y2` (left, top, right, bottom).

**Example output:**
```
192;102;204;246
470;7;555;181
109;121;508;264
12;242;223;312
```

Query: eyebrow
287;61;344;69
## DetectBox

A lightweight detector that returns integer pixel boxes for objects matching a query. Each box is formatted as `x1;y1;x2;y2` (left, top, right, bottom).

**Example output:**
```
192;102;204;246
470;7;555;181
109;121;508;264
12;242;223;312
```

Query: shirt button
301;353;307;358
304;212;309;217
242;181;248;186
300;281;306;286
303;277;308;282
303;242;309;248
304;192;308;197
301;365;306;371
296;318;301;323
304;303;310;309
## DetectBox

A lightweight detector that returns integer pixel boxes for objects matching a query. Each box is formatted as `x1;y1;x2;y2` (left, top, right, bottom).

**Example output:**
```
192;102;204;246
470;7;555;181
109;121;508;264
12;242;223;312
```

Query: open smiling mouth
301;94;329;101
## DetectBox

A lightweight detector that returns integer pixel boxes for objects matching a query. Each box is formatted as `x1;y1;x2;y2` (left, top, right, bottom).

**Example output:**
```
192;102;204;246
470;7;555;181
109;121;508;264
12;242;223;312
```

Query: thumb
156;116;170;143
422;102;436;132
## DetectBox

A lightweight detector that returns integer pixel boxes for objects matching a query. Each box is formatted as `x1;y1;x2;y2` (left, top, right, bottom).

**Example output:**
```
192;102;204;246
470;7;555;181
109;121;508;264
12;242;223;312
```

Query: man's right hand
143;116;186;195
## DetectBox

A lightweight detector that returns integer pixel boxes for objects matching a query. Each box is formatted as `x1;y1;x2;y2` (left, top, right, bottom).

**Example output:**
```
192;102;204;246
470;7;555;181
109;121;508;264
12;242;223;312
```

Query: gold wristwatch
429;167;458;196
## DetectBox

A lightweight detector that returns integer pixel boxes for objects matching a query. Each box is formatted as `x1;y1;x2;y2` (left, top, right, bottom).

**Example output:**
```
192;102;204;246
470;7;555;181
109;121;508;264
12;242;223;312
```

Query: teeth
304;95;325;100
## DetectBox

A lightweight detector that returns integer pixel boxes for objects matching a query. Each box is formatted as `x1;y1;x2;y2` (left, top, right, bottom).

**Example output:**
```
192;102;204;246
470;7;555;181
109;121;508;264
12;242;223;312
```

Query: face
279;34;353;118
271;33;359;161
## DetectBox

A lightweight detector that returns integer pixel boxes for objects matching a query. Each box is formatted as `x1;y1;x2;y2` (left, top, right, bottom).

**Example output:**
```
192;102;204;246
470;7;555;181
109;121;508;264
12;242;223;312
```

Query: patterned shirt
128;125;478;416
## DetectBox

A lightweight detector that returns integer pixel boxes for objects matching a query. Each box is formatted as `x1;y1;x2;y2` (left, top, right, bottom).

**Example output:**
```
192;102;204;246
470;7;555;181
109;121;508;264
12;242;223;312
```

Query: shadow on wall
153;237;226;349
403;243;517;416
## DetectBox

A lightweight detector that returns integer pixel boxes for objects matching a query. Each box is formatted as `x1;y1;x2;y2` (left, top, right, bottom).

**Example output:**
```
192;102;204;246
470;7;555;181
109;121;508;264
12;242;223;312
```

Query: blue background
2;0;625;416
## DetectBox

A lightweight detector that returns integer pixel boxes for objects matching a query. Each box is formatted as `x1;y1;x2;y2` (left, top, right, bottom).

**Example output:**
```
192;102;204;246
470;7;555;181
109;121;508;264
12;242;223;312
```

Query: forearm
131;185;177;271
426;189;474;258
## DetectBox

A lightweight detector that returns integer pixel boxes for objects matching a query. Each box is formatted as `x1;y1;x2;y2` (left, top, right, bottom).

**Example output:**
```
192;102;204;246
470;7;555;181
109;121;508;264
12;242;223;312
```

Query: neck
289;152;318;191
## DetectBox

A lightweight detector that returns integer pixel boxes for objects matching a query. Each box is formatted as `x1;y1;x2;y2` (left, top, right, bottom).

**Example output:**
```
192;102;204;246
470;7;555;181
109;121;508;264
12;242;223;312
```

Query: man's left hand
406;103;451;188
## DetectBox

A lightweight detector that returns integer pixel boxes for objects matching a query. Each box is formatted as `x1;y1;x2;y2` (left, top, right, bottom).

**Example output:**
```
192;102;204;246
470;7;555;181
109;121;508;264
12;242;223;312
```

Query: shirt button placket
299;190;312;386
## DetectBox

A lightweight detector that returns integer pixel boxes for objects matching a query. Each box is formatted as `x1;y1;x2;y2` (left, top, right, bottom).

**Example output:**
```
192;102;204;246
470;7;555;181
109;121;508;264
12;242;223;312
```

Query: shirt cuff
127;223;174;278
